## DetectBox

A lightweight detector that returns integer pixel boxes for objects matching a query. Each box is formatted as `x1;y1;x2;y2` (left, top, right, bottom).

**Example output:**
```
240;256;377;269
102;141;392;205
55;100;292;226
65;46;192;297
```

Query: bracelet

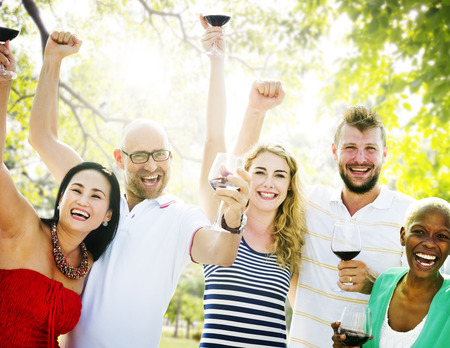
221;214;246;234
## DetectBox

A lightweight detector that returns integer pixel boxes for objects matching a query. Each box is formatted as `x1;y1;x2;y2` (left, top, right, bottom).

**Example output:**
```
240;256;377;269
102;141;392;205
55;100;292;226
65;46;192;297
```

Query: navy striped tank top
200;237;292;347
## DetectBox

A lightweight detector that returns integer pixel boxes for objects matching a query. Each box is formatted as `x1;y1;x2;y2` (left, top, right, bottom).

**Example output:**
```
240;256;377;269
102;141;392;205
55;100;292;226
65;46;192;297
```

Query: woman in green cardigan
332;197;450;347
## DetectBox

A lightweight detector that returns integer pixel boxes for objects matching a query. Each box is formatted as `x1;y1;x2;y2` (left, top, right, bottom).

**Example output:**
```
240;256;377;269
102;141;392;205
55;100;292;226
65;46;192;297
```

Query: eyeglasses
121;149;171;164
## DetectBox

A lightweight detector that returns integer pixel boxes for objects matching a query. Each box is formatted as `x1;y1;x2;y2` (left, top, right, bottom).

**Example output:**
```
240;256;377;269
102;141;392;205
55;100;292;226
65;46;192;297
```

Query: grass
159;336;199;348
159;326;200;348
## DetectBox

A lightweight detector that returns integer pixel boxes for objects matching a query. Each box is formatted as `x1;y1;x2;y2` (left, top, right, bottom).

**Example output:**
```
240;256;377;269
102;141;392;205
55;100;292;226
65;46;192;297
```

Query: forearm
28;55;83;183
233;105;266;156
29;56;62;146
192;227;242;266
0;79;12;157
199;56;226;219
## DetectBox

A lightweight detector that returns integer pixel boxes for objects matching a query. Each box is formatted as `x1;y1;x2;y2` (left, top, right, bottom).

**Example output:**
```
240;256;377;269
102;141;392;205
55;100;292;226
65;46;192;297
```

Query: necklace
51;223;89;279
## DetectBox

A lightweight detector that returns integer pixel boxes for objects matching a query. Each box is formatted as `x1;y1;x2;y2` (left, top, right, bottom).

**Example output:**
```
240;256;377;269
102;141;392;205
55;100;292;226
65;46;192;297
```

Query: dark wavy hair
42;162;121;261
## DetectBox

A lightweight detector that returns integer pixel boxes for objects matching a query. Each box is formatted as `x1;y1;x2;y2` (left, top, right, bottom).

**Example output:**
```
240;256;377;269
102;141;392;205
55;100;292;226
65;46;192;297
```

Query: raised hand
248;80;285;113
0;41;16;81
44;31;82;60
200;14;225;54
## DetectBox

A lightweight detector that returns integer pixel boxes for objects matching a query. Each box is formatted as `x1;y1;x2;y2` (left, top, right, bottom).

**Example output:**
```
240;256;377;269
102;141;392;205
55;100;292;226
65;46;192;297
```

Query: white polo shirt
288;185;414;348
63;194;210;347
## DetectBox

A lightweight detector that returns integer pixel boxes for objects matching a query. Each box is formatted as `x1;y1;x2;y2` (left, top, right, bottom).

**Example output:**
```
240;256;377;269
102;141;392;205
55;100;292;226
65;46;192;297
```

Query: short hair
43;162;121;261
244;143;307;274
334;105;386;148
404;197;450;231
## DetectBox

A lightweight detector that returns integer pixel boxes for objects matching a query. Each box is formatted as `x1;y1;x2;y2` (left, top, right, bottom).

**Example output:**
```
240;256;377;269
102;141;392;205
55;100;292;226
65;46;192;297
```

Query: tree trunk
173;292;182;338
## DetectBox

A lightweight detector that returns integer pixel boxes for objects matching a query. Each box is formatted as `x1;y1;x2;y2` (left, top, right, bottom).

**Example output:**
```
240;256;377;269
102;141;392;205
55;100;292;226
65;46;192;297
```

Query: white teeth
416;253;436;260
72;209;89;218
143;175;158;180
260;192;276;198
351;168;368;172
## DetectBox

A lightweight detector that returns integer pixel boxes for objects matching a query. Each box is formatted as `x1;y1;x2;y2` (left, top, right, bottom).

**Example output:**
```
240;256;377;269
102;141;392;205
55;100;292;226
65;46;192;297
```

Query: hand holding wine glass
331;221;362;291
0;26;19;80
208;152;245;231
333;305;372;347
200;13;230;56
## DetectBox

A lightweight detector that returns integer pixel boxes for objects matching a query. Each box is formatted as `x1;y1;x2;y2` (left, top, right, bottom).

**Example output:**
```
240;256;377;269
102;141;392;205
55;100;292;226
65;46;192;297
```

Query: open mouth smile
71;208;90;221
258;191;278;199
415;252;437;268
141;174;160;187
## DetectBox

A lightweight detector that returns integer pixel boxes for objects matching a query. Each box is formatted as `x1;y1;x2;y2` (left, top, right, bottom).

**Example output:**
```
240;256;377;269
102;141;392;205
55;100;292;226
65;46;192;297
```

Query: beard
338;163;381;194
125;168;169;200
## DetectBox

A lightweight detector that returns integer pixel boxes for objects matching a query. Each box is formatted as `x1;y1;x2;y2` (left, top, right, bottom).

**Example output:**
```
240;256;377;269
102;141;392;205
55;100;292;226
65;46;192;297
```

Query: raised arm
199;14;227;221
233;80;285;156
0;42;39;236
28;32;83;184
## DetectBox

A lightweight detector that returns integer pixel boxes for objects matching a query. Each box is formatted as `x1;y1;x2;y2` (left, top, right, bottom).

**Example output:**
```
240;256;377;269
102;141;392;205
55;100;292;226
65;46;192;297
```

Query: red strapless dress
0;269;82;347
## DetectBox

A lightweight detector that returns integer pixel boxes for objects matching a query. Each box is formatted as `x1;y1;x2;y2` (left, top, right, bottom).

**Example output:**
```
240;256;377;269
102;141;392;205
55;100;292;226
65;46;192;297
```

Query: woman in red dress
0;34;120;347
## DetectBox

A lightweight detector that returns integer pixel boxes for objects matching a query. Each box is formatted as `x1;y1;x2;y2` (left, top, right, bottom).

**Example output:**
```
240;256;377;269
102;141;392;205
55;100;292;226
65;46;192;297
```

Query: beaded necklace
51;223;89;279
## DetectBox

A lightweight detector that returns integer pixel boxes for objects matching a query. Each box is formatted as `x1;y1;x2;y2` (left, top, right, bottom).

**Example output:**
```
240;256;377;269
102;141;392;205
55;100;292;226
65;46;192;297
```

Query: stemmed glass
338;305;372;346
208;152;243;231
0;26;20;80
204;14;231;56
331;221;362;291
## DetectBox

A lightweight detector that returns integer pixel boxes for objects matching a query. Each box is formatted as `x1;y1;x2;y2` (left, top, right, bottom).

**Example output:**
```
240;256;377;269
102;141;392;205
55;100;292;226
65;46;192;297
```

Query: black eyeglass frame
121;149;171;164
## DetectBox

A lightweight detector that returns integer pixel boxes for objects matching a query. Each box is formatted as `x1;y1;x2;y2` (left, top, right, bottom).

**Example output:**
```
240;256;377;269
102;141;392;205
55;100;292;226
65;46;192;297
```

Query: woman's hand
200;15;225;54
0;41;16;81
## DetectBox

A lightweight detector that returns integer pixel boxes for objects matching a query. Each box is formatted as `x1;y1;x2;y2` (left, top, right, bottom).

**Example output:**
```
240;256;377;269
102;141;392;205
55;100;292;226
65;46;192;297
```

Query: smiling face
248;151;291;213
58;169;112;232
115;120;172;207
333;125;387;194
401;207;450;278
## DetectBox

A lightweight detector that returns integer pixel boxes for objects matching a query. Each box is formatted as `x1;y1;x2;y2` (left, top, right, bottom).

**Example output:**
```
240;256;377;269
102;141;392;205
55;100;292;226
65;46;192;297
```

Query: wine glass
331;221;361;291
208;152;244;231
338;304;372;346
0;26;20;80
204;14;231;56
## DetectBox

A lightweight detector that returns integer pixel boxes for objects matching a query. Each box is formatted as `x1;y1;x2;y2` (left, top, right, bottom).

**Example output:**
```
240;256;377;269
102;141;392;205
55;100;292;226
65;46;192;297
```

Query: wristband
221;214;247;234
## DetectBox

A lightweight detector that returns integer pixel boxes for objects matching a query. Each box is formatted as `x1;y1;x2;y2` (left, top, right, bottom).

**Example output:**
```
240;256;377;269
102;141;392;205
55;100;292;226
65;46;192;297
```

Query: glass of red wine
208;152;243;231
0;26;20;80
338;305;372;347
331;221;361;291
204;14;231;56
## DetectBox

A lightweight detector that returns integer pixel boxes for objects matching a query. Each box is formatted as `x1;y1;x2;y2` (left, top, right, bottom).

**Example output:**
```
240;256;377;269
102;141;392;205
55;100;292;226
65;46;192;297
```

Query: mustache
137;168;164;177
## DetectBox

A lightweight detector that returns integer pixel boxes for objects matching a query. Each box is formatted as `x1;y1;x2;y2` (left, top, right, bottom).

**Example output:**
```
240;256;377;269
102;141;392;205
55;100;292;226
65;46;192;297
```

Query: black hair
42;162;121;261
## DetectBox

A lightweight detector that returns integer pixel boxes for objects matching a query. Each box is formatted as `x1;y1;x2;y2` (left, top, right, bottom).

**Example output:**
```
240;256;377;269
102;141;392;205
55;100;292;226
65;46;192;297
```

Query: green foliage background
2;0;449;336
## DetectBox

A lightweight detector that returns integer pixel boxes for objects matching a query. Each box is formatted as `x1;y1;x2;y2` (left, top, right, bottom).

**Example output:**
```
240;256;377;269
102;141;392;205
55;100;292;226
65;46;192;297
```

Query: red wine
333;250;360;261
0;27;20;42
209;177;238;190
204;15;231;27
339;329;370;346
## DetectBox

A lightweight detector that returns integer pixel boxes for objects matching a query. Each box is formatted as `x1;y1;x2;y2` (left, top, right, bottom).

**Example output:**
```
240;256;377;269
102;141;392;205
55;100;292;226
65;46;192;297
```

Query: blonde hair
245;143;307;274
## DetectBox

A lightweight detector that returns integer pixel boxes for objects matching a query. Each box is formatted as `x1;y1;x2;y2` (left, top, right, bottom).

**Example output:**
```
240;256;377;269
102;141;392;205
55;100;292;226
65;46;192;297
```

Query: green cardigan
365;267;450;348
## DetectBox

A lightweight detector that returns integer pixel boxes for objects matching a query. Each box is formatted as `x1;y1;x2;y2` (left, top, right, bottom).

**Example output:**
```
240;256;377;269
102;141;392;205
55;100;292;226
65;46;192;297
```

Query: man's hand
248;80;285;113
216;167;251;228
337;260;378;294
44;31;82;60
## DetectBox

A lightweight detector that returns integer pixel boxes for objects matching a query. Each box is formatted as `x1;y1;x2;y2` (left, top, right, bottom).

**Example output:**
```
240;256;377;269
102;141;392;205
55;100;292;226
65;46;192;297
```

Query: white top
61;194;210;348
288;185;414;348
379;303;426;348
